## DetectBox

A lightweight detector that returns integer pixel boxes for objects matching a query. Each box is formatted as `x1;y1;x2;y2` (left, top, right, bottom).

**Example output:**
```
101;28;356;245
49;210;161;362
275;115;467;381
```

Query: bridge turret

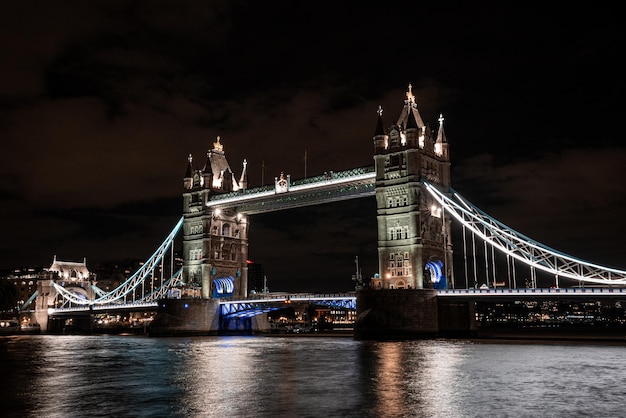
183;154;194;190
203;136;240;193
183;135;250;302
373;105;388;154
239;159;248;190
435;113;451;189
374;83;454;291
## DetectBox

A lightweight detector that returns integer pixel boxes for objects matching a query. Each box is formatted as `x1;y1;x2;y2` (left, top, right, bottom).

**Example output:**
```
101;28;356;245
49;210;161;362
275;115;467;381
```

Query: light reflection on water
2;335;626;417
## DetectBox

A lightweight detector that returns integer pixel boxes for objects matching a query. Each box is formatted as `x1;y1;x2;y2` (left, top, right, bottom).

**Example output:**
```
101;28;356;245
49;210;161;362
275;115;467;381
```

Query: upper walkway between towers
203;166;375;214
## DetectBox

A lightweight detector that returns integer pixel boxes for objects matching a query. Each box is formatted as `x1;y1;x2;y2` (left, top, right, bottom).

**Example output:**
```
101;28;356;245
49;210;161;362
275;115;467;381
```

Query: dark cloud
1;2;625;291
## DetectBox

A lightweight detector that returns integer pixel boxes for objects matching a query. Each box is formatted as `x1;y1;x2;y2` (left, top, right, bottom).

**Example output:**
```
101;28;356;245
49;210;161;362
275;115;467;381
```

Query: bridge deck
205;167;375;214
438;287;626;298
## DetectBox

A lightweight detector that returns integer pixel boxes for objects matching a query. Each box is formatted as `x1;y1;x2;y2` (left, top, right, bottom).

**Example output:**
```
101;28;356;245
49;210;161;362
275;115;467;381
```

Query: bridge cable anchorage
421;180;626;286
52;217;184;308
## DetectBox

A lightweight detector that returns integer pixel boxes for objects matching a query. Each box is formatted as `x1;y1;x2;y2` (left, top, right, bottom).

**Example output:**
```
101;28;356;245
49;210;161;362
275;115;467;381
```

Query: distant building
4;266;43;312
247;260;266;295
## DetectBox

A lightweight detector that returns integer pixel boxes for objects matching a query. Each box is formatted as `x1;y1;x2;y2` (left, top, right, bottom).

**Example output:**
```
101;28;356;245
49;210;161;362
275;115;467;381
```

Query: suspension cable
422;181;626;286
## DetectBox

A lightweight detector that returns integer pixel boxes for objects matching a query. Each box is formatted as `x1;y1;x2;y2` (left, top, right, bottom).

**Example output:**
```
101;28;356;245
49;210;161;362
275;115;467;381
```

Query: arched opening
424;258;447;289
212;276;235;298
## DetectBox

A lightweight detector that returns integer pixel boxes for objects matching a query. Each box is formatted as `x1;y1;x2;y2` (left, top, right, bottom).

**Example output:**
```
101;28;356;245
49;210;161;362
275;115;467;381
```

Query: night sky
1;2;624;292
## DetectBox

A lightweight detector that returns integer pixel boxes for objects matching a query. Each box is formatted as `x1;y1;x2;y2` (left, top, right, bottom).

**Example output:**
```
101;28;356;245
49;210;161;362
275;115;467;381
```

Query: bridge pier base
149;298;221;336
33;310;49;333
354;289;439;340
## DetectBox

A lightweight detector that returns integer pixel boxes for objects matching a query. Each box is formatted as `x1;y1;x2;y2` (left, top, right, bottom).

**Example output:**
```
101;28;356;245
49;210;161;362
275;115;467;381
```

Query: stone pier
354;289;439;340
149;299;221;336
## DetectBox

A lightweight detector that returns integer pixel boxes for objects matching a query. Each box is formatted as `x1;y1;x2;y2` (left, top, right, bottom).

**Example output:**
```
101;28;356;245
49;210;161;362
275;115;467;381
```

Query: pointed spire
434;113;447;157
185;154;193;178
405;83;416;105
436;113;447;143
239;159;248;189
374;105;385;136
213;135;223;152
406;106;418;130
398;83;424;129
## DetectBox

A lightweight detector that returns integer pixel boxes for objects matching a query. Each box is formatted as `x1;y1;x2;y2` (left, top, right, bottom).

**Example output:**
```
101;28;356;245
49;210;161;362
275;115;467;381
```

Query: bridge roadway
437;287;626;300
47;287;626;317
47;301;159;316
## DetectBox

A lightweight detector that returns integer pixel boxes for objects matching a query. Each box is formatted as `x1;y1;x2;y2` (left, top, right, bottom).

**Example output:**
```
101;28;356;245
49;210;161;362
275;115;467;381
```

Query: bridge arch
424;258;447;289
212;276;235;298
54;285;90;305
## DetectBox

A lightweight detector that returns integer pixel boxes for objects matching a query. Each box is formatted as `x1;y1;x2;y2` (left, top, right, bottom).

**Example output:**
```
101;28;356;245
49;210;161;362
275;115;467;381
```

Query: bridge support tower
33;257;97;332
372;84;453;290
356;84;454;339
182;137;250;302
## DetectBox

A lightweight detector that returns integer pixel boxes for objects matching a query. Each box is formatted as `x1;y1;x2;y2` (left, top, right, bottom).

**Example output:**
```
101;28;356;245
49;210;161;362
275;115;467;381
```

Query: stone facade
373;84;453;290
182;137;249;300
354;289;439;339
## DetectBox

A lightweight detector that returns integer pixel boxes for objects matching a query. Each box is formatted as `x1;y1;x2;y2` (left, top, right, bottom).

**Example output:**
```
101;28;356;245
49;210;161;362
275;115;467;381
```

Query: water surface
1;335;625;417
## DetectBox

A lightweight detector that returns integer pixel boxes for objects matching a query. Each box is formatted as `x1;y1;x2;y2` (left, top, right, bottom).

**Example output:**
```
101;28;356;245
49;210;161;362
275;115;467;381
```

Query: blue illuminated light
184;303;189;308
426;259;447;289
213;276;235;298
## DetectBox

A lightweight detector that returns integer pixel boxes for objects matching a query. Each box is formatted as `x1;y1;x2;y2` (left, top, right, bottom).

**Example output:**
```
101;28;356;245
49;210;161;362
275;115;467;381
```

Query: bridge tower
183;137;249;299
373;84;454;289
33;256;96;332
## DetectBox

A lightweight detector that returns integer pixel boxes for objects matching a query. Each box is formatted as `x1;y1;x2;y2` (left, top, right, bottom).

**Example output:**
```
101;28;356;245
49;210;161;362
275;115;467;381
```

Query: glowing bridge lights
422;180;626;286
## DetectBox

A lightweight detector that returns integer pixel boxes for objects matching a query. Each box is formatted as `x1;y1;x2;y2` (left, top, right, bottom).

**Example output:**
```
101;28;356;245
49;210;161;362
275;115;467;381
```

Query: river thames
2;334;625;417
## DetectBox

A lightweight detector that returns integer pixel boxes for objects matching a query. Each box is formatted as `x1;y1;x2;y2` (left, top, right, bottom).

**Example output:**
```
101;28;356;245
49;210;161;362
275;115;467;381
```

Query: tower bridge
29;84;626;338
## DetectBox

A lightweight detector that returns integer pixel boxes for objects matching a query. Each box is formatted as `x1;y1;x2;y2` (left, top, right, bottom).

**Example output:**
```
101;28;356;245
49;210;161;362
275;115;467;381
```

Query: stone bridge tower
183;137;249;299
373;84;454;289
33;256;96;332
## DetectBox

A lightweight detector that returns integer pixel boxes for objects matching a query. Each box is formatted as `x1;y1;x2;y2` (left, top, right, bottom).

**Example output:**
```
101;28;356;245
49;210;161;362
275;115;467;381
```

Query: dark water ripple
2;335;626;417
